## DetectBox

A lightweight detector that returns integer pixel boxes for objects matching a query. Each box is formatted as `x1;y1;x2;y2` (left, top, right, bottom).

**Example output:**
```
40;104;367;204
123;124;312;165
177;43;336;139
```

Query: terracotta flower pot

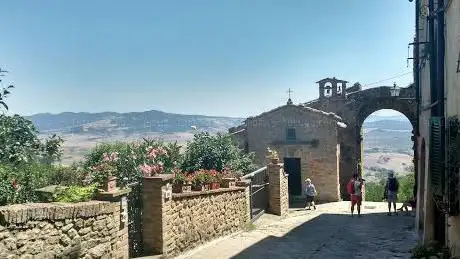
210;182;220;190
102;176;117;192
172;183;192;193
192;183;210;192
221;178;236;188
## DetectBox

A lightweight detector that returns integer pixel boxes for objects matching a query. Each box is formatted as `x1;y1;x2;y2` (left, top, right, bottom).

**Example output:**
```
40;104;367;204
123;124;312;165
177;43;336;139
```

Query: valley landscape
27;110;414;181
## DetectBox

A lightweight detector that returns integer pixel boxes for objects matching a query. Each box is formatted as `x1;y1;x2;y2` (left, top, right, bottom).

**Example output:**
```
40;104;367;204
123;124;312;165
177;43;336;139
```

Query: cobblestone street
174;202;418;259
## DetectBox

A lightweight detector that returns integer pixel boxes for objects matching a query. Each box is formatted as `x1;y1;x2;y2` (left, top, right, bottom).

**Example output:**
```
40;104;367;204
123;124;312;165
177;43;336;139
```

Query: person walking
304;178;317;210
384;172;399;216
347;173;364;217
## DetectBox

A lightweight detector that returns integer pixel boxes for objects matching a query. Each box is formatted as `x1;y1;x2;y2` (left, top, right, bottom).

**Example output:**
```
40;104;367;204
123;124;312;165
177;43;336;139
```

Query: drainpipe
414;0;421;200
435;0;447;247
429;0;437;117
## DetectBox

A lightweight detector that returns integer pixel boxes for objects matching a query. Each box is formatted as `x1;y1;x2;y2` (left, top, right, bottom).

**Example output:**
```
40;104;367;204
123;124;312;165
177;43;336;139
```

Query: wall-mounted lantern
390;82;401;97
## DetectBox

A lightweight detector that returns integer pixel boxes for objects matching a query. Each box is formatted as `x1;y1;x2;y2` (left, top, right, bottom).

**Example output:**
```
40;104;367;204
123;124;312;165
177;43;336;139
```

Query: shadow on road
230;212;417;259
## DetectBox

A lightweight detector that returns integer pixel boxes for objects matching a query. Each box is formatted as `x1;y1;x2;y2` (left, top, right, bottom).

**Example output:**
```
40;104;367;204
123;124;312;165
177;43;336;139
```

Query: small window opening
286;128;296;142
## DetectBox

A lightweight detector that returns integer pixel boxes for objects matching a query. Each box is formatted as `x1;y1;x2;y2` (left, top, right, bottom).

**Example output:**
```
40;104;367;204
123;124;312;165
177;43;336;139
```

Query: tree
181;132;257;174
0;68;14;111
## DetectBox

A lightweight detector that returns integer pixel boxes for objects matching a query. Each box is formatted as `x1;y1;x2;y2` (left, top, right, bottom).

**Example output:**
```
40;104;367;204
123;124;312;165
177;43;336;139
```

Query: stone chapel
229;79;347;202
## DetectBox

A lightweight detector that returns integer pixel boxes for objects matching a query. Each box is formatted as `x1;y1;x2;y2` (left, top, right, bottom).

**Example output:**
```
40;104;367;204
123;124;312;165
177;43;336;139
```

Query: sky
0;0;415;118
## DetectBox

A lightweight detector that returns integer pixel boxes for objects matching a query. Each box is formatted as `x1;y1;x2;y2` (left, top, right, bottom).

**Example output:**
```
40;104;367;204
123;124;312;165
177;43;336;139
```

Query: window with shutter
447;117;460;216
286;128;296;143
430;117;445;197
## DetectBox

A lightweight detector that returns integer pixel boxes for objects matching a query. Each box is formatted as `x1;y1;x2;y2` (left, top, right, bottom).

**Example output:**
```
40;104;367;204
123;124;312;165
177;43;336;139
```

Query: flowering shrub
190;170;212;185
172;169;193;185
83;138;181;187
137;146;169;177
208;169;221;183
87;151;119;187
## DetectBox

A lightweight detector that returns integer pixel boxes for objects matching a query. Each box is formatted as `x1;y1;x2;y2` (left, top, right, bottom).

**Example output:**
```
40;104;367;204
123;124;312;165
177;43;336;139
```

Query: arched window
324;82;333;97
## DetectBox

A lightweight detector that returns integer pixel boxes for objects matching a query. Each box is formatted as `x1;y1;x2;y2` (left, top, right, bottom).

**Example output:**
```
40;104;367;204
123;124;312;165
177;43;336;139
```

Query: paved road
175;202;418;259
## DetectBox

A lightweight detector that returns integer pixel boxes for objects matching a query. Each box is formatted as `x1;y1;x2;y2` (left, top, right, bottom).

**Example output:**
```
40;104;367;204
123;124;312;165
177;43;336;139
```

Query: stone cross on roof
287;88;293;105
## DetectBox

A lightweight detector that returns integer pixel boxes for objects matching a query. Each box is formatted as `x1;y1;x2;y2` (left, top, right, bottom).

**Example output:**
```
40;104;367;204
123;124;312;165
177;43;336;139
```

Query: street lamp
390;82;401;97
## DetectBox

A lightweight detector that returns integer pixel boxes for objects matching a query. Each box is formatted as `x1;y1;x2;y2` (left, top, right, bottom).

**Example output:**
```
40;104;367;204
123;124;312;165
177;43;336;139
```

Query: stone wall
142;175;250;257
0;194;129;258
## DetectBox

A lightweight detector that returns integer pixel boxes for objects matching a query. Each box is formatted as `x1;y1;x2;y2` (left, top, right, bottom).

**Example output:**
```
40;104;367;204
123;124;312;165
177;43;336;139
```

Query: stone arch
355;98;416;130
304;83;417;199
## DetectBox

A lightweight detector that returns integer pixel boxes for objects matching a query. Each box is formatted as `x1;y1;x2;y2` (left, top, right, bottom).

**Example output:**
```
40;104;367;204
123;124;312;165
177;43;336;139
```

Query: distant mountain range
26;110;244;135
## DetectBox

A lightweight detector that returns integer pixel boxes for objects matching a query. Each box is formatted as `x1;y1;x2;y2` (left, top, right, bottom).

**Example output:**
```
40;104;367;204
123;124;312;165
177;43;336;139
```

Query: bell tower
317;77;348;100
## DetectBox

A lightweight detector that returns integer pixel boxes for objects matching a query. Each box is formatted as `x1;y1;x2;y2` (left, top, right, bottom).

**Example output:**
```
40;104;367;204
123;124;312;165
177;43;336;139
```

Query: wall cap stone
96;187;132;200
144;174;174;183
172;187;246;199
0;200;114;224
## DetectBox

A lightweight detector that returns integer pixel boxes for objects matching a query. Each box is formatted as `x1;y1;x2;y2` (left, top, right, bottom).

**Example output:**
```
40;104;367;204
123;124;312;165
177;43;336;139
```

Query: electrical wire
362;71;413;88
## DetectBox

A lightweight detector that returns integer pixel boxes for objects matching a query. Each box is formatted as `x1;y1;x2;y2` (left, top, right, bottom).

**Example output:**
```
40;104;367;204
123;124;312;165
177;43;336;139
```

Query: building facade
415;0;460;255
230;103;345;202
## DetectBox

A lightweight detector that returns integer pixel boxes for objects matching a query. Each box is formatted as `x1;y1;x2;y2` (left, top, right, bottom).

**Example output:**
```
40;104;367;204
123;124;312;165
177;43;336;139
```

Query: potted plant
191;170;210;191
172;170;192;193
221;167;237;188
266;147;279;164
209;170;221;190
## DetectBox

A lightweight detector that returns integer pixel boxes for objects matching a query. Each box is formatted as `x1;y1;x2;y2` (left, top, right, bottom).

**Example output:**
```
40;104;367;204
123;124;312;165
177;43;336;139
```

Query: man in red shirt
347;173;364;217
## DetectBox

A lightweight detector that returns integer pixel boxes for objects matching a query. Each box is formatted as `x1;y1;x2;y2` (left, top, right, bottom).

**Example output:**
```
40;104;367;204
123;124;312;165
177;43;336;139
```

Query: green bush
0;163;56;205
53;185;97;203
181;132;257;174
365;172;415;202
364;179;386;202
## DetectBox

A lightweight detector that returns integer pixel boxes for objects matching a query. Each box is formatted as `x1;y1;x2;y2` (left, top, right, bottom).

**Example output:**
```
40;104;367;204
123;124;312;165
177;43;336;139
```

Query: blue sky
0;0;415;118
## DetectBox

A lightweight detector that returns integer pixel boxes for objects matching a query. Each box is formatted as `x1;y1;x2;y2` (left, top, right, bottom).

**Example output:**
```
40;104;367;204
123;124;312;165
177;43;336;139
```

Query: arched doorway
359;109;415;202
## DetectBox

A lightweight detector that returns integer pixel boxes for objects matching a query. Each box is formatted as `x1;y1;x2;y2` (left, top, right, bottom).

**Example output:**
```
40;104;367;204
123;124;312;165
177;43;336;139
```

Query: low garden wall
0;190;129;259
142;175;250;257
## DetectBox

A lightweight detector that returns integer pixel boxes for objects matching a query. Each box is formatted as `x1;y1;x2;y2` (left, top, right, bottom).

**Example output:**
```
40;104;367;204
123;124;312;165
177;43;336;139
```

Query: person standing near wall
384;172;399;216
347;173;364;217
304;178;317;210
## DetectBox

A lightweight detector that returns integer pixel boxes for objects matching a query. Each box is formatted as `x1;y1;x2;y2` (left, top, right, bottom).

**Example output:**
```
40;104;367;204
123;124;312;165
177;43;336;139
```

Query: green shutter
448;117;460;216
430;117;445;196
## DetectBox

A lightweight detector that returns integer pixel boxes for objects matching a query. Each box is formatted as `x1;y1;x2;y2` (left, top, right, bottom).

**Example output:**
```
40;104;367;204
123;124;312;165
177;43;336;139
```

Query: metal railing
243;166;269;221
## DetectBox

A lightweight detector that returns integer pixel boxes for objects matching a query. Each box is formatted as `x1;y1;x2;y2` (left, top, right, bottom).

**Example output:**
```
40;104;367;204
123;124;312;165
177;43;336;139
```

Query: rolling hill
25;110;414;174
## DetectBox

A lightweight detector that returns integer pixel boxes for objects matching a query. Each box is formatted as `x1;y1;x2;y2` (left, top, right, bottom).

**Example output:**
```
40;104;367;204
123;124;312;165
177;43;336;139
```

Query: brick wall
268;163;289;217
142;175;250;257
0;196;129;259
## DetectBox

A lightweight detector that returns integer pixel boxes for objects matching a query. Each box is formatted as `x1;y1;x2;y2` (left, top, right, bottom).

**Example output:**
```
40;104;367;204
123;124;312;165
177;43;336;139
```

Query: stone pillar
237;179;252;223
268;163;289;217
96;188;132;259
142;174;173;256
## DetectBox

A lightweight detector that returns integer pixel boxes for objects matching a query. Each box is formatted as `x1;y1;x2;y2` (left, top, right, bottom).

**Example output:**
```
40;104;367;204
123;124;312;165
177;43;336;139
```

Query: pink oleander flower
103;152;110;162
139;164;152;177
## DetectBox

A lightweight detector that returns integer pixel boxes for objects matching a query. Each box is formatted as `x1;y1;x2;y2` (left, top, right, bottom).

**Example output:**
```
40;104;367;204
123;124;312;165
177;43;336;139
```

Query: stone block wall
142;175;250;257
0;199;129;259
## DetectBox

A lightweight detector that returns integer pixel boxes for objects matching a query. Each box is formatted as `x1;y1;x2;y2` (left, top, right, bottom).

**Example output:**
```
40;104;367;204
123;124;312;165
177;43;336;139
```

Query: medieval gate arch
305;78;417;199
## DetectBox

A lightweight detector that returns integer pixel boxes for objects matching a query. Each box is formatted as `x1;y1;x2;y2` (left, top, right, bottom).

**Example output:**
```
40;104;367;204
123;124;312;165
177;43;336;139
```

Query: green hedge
365;173;415;202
